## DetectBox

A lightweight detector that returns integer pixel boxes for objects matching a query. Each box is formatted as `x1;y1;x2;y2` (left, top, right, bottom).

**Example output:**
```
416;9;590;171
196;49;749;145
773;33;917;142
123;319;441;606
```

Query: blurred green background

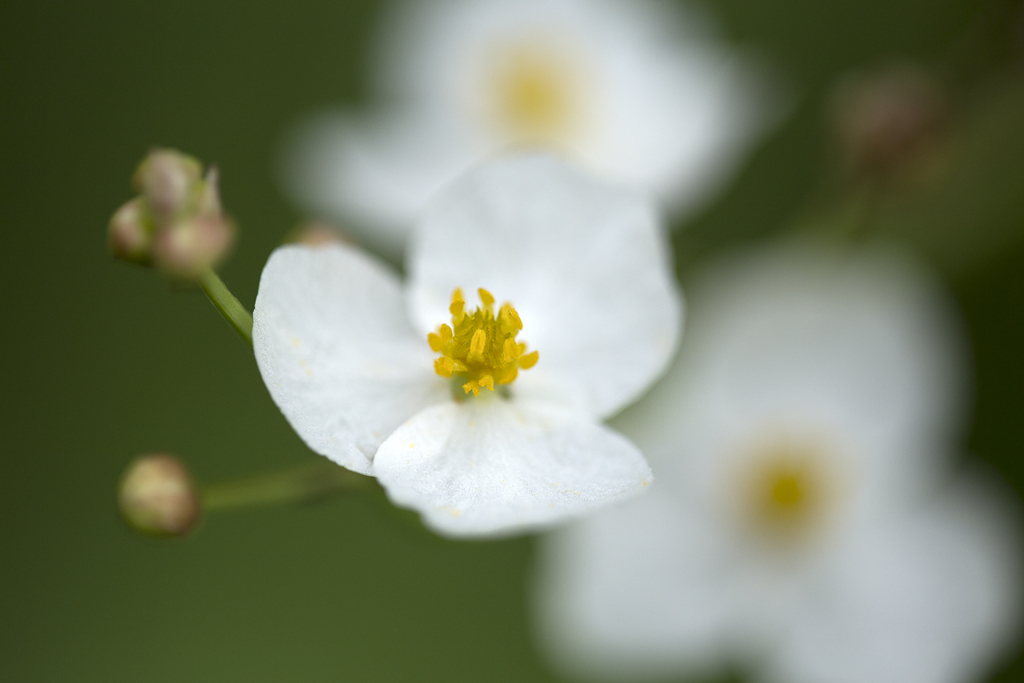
2;0;1023;680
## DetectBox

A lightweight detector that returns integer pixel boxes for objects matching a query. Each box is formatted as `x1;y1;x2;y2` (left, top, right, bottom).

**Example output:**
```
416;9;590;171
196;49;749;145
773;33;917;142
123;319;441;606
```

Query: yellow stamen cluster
429;288;539;396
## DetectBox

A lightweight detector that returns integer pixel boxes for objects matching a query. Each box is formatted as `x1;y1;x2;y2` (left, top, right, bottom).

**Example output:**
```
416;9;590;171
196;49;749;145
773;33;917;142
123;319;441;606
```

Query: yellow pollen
429;288;539;396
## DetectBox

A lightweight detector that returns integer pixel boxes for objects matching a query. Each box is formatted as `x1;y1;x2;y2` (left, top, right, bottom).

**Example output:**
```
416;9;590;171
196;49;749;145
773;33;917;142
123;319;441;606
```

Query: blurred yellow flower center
485;42;584;146
736;438;838;542
769;471;805;509
429;288;539;396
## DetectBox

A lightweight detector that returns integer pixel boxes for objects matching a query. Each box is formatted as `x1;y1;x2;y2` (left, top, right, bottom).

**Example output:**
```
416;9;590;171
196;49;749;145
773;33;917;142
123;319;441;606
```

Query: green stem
202;460;375;512
199;269;253;345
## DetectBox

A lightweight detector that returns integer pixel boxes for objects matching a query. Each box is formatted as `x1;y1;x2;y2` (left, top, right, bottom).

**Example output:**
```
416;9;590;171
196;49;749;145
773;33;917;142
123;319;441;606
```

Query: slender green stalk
199;269;253;345
203;460;375;512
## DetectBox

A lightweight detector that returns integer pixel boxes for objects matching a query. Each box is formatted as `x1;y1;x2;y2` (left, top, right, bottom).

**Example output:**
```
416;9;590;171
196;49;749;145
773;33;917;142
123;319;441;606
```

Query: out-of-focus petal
407;153;682;419
373;397;652;537
279;110;480;261
253;244;448;474
533;487;739;680
763;472;1022;683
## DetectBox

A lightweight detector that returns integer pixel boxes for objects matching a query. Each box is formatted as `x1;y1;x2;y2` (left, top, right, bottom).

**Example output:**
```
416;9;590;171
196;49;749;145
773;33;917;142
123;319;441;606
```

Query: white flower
253;154;682;537
283;0;769;259
533;244;1022;682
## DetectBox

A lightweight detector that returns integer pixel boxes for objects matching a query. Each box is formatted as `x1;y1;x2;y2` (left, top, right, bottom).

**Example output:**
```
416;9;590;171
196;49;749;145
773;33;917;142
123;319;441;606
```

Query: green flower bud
108;198;153;265
118;454;201;537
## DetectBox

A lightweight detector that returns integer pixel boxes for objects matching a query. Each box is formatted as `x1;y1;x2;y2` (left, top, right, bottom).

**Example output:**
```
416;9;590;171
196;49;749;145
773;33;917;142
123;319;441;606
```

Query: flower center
733;436;841;544
483;40;586;146
759;462;813;522
429;288;539;396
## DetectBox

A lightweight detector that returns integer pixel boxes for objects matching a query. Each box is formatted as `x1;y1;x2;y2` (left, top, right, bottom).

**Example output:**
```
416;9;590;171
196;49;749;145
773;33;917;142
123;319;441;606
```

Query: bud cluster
108;149;235;279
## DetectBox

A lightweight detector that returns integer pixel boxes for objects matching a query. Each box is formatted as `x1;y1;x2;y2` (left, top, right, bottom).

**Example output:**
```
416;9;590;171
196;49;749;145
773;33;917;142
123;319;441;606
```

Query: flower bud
152;214;235;280
108;198;153;264
132;148;203;224
196;166;223;218
831;65;947;179
118;454;201;537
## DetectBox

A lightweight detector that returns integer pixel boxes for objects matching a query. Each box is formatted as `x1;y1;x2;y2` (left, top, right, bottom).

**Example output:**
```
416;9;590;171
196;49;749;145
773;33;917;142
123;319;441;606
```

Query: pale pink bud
118;454;201;537
108;198;153;264
153;214;235;280
132;148;203;224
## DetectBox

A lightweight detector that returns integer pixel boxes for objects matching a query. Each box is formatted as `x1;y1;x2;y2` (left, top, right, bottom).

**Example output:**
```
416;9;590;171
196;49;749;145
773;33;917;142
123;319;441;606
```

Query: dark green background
2;0;1023;681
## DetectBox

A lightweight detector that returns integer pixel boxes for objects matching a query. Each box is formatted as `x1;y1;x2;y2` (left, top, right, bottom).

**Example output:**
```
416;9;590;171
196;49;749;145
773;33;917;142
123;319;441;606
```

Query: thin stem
202;460;375;512
199;269;253;345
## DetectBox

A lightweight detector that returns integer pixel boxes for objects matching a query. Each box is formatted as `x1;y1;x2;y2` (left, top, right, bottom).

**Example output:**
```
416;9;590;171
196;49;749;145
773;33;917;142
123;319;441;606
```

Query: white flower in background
253;154;682;537
283;0;769;259
534;244;1022;682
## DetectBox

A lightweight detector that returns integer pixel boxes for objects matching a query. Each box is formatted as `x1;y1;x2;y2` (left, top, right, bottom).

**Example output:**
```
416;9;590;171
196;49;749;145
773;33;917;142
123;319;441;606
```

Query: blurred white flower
283;0;770;259
254;154;682;537
534;244;1022;682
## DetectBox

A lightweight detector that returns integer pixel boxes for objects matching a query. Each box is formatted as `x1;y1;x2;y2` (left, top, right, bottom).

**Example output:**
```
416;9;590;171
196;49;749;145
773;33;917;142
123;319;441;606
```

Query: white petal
373;397;652;537
541;0;775;216
763;472;1023;683
253;244;448;474
279;110;481;262
533;487;741;680
407;153;682;419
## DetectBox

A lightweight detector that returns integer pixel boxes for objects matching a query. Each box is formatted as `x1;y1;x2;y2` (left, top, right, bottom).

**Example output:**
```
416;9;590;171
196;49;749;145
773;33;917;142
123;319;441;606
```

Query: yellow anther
450;288;465;317
499;304;522;333
428;288;539;395
502;338;515;363
434;356;455;377
494;364;518;384
469;328;488;363
428;323;455;352
478;288;495;309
